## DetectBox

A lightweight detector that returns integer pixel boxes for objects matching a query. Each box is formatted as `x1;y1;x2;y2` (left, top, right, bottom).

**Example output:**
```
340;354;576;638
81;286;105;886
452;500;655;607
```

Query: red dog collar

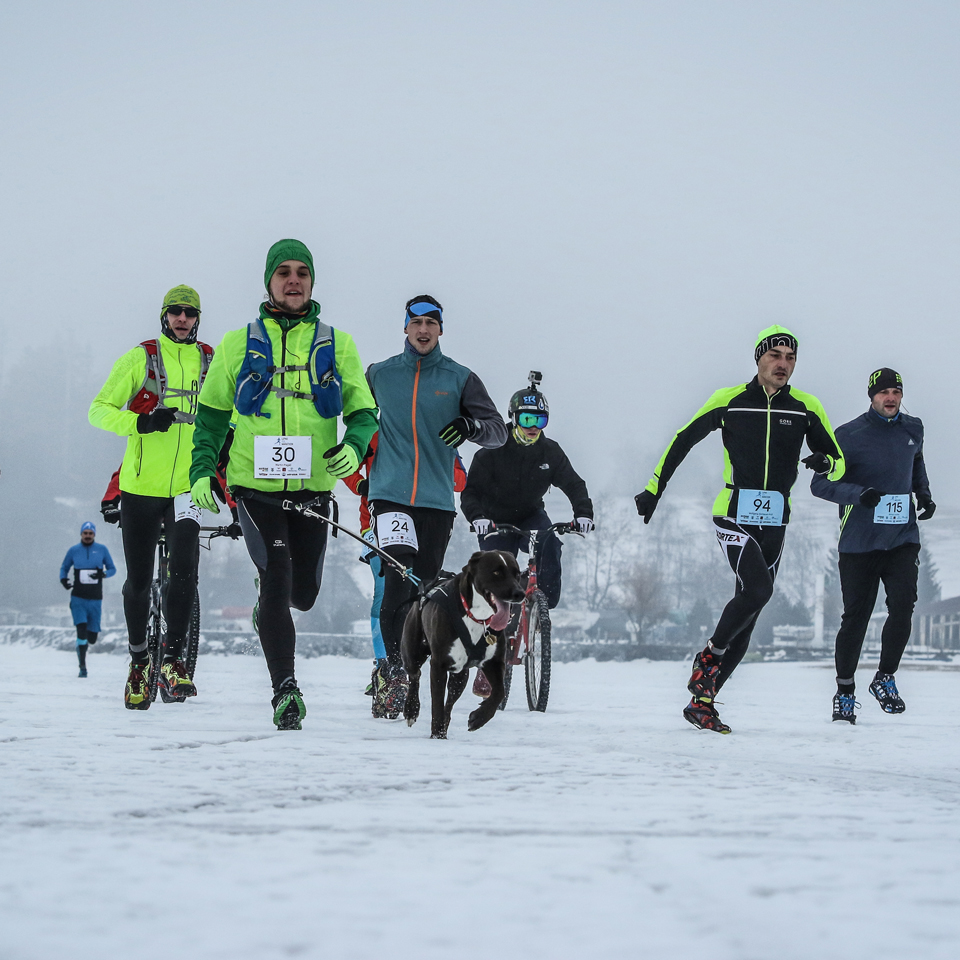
460;590;493;625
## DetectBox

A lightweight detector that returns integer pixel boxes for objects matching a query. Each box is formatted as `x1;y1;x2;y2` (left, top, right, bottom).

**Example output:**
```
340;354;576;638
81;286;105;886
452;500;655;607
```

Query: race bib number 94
736;489;785;526
376;511;419;550
254;436;312;479
874;494;909;525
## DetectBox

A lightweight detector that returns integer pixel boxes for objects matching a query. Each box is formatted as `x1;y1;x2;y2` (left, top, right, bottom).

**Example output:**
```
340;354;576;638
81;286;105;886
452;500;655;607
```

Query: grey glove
472;519;492;537
575;517;595;534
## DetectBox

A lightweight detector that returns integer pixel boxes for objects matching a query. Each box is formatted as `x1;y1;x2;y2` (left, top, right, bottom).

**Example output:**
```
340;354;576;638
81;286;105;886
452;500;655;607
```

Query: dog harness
423;576;500;670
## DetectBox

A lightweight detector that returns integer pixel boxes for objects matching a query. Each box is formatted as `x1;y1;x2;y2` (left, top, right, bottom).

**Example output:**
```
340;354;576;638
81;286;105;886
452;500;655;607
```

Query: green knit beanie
264;239;315;291
160;285;201;320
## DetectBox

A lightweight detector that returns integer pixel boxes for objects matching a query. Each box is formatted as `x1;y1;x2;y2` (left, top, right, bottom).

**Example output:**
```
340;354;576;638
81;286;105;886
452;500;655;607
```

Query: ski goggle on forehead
517;412;548;429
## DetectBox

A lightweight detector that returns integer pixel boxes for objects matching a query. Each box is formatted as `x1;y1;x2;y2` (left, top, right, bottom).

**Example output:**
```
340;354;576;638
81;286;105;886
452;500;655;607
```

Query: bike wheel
524;590;551;712
146;582;164;703
183;587;201;679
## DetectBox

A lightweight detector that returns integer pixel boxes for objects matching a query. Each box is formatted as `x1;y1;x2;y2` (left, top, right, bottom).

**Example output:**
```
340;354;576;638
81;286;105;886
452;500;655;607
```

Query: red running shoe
683;697;731;734
687;648;722;701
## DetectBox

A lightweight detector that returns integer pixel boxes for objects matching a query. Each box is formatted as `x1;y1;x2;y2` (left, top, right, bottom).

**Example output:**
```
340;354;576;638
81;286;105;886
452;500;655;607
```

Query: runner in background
59;522;116;677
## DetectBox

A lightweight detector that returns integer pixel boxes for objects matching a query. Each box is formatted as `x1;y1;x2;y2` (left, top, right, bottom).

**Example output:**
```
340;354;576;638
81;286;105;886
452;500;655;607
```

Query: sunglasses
166;306;200;319
517;412;548;429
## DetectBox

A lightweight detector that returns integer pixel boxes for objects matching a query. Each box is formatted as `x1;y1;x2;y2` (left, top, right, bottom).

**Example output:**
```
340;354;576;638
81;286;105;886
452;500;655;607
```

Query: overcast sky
2;1;959;601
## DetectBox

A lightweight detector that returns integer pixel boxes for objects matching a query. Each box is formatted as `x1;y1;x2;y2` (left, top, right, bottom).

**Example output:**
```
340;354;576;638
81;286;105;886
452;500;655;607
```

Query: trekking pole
290;501;423;587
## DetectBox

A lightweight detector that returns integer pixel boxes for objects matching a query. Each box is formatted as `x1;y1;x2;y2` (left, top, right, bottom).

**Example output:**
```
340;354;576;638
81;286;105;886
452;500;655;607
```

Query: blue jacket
811;409;931;553
366;343;507;512
60;542;116;600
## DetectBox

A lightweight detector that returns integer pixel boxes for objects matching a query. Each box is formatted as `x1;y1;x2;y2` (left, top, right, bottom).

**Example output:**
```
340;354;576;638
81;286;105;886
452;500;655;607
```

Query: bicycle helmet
508;371;549;429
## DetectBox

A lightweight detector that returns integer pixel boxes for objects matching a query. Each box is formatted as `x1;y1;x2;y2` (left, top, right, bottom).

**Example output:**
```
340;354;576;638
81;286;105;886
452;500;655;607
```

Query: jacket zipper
281;327;288;492
410;359;421;505
763;389;775;489
169;345;183;498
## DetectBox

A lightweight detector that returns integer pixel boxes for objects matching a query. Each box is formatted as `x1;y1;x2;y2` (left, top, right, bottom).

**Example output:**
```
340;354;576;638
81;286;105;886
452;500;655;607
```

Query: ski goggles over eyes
166;306;200;318
517;412;548;429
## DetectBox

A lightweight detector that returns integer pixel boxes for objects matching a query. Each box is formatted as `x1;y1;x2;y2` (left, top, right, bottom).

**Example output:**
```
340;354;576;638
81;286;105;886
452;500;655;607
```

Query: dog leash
289;498;423;587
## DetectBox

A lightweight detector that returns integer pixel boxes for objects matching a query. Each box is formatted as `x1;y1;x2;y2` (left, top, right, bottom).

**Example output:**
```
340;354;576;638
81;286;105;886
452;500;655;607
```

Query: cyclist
460;374;594;610
89;285;212;708
811;368;935;723
59;521;116;677
634;326;845;733
189;239;378;730
365;294;507;716
343;432;468;713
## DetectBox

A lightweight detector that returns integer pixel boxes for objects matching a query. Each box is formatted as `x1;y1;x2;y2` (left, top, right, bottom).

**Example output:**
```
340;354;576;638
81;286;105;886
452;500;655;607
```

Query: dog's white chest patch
448;617;487;673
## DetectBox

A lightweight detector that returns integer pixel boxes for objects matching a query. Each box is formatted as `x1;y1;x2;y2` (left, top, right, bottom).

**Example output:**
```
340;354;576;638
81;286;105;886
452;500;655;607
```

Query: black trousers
479;509;562;609
834;542;920;685
710;517;787;690
120;492;200;661
236;490;329;693
371;499;455;664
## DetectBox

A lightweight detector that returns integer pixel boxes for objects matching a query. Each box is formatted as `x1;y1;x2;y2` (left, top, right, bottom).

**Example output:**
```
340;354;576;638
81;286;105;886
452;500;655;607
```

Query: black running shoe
687;648;722;701
384;664;409;720
682;696;731;734
272;680;306;730
832;692;858;723
868;672;905;714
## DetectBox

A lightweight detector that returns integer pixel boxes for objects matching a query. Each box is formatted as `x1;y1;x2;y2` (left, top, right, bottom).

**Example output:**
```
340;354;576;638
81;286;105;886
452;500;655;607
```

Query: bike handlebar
478;522;580;539
199;524;243;540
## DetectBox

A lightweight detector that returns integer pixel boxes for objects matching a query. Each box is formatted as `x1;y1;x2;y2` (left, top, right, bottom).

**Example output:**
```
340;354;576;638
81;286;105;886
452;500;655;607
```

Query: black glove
91;570;105;580
634;491;659;524
356;478;369;498
917;494;937;521
60;578;71;590
101;497;121;524
226;522;243;540
438;417;477;448
137;406;178;434
801;453;832;475
859;488;883;509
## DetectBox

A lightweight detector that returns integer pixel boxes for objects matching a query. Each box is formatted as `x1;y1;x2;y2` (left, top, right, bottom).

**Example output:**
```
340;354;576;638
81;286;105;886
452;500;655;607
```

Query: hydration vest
127;339;214;424
234;317;343;420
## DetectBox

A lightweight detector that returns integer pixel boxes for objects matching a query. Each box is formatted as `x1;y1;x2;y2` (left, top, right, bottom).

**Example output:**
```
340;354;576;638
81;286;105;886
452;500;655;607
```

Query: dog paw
430;732;447;740
406;717;417;727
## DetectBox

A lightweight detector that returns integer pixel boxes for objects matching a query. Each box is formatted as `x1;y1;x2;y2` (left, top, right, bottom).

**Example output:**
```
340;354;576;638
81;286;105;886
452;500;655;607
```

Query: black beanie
867;367;903;399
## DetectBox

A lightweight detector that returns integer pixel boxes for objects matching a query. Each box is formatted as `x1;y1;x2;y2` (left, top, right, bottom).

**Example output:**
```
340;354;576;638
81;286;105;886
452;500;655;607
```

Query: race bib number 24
376;511;419;550
254;436;312;479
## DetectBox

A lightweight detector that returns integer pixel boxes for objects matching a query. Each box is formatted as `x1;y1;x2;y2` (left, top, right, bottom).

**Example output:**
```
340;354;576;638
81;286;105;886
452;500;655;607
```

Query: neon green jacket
190;303;378;494
89;337;208;498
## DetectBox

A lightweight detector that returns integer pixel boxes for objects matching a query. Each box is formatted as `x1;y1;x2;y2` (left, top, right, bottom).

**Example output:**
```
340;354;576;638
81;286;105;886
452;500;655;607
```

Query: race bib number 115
254;436;312;479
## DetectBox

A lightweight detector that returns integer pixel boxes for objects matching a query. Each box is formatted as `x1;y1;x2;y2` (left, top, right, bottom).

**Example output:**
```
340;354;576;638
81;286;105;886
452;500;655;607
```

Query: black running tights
236;491;329;693
121;492;200;661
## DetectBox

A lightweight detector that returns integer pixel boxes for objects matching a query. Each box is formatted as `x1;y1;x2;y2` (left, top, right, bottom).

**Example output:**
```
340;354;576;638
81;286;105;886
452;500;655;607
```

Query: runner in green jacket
189;239;378;729
89;284;211;709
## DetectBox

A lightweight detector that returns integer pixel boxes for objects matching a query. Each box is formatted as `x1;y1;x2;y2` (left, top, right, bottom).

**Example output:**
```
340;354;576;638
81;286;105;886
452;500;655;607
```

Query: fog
2;1;959;614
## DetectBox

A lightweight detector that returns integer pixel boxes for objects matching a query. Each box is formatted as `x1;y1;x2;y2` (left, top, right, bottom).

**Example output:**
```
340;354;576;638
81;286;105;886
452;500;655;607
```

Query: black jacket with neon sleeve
643;377;844;524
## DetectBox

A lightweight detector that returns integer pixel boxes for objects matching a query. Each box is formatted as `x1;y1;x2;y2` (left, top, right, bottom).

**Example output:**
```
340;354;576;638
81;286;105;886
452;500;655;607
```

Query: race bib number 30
376;511;419;550
254;436;312;479
736;489;785;526
874;494;909;525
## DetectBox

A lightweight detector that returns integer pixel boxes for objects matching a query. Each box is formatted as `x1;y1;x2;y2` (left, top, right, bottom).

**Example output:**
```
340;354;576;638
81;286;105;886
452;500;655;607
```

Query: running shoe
384;664;409;720
832;692;859;724
272;681;306;730
868;672;905;714
78;667;88;678
687;648;722;701
159;659;197;699
371;661;390;718
124;659;151;711
682;696;731;734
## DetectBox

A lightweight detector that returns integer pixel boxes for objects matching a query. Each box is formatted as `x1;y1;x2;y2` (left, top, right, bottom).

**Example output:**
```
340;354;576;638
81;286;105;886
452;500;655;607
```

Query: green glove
323;443;360;479
191;476;221;514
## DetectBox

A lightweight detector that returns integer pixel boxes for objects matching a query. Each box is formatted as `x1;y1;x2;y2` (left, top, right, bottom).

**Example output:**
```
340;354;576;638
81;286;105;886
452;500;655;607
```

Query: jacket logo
779;419;792;425
539;464;550;470
908;439;915;445
435;390;448;396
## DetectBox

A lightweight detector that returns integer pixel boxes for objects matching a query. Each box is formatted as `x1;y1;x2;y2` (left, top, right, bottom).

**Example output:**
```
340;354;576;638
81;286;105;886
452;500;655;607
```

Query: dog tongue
488;595;511;632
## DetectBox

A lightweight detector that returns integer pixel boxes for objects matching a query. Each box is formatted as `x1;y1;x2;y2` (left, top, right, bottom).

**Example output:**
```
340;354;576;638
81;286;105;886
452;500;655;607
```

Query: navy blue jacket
811;410;931;553
60;542;116;600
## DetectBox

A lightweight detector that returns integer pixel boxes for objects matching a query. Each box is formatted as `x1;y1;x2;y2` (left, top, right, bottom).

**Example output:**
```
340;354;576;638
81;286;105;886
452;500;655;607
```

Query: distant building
915;595;960;652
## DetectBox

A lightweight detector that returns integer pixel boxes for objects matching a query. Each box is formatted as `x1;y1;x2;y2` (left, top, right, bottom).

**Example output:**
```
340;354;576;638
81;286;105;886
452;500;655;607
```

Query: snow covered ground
2;646;959;960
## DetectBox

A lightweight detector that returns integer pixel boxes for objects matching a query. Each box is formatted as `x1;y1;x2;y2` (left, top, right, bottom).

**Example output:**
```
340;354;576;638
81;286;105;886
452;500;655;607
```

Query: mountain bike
146;524;240;704
480;522;581;712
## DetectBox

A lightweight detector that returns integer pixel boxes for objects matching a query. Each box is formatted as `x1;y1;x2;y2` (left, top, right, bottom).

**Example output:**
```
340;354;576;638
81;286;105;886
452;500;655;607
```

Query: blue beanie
81;521;96;534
